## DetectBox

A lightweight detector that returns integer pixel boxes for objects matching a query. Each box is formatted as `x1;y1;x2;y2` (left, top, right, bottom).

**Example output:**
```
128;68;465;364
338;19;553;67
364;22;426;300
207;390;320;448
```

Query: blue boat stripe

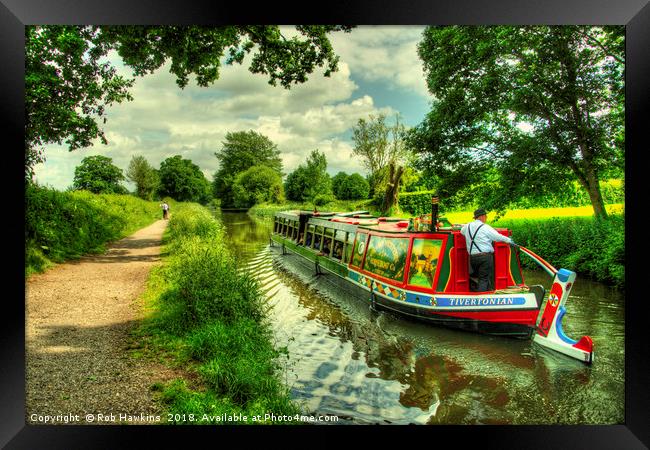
555;306;578;345
433;296;527;307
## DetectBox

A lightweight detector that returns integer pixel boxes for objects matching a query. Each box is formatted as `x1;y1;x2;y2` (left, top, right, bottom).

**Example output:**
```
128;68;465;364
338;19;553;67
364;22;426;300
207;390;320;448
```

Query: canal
220;211;624;425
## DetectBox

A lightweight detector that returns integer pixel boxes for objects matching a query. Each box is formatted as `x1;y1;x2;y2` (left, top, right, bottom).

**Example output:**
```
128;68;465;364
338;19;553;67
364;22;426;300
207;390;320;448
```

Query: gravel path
26;220;179;425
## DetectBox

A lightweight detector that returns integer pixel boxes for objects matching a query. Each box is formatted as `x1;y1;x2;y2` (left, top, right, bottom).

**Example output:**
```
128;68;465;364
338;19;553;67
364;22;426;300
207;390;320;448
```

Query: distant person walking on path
460;208;516;292
161;201;170;220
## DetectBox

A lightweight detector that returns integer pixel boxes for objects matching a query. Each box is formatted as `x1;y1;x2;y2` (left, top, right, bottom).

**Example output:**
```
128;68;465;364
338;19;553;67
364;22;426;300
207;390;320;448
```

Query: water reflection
220;212;624;425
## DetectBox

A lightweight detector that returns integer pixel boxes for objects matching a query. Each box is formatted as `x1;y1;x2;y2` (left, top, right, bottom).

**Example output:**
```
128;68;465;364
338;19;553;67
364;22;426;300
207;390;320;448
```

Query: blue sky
33;26;434;191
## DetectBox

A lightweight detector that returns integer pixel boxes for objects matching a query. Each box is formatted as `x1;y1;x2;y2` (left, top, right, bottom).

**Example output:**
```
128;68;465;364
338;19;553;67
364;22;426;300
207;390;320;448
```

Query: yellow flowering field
443;203;624;225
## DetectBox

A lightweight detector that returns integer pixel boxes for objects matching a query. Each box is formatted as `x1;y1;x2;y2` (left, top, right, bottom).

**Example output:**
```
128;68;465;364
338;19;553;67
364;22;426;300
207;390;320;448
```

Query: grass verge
25;184;164;277
135;202;300;424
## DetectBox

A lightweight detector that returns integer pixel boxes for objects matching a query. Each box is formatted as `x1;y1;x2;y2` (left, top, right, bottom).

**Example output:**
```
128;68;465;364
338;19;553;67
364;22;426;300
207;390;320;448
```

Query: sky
32;26;435;191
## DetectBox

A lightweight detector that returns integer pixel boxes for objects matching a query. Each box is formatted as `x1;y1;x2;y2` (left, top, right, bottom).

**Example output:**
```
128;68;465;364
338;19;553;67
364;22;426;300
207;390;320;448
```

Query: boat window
332;239;344;260
273;218;278;233
314;226;324;250
363;236;409;282
345;232;356;263
305;225;314;247
291;221;298;240
407;238;444;289
331;230;345;260
351;233;368;267
324;227;334;237
322;237;332;255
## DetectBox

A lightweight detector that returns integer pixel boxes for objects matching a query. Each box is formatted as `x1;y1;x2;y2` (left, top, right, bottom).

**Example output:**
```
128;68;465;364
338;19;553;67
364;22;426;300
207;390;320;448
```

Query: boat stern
532;269;594;364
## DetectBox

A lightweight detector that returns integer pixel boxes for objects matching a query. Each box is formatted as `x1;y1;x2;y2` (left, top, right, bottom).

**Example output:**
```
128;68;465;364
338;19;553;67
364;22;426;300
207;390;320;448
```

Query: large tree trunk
381;162;404;215
578;165;609;220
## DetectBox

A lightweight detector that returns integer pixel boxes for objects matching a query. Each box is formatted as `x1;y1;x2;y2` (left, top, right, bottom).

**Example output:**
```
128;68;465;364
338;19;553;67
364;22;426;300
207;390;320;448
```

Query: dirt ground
25;219;180;425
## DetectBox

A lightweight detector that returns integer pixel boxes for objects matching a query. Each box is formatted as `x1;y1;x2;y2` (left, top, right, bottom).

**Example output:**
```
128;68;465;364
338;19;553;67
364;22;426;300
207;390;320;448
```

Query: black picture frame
3;0;646;448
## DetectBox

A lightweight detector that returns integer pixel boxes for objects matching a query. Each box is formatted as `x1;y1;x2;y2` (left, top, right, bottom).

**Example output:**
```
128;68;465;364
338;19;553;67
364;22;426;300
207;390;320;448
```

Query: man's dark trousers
470;253;494;292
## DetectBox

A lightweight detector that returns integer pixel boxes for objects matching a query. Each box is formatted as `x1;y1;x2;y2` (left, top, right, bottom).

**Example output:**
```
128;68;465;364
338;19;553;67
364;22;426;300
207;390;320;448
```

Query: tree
25;26;134;179
126;155;159;200
352;114;409;213
232;165;284;208
413;26;624;219
284;150;332;203
25;25;353;180
212;131;283;208
381;162;405;215
72;155;127;194
158;155;211;203
331;171;349;199
337;173;370;200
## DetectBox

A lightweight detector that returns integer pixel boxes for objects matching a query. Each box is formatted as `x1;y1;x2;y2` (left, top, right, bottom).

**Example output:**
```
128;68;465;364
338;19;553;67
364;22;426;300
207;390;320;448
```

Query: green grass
25;184;164;277
136;203;300;424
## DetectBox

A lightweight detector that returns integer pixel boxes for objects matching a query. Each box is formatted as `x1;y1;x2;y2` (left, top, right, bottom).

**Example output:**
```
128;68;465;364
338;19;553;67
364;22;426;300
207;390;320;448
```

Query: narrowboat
269;201;594;364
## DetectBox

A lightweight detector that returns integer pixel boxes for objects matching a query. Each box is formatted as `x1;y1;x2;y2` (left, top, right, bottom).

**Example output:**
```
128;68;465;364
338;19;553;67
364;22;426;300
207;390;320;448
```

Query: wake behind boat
269;199;593;364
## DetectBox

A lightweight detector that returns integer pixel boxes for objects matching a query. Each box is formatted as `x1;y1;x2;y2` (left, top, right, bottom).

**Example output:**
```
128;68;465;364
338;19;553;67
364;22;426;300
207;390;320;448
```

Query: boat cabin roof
272;209;522;292
275;210;509;236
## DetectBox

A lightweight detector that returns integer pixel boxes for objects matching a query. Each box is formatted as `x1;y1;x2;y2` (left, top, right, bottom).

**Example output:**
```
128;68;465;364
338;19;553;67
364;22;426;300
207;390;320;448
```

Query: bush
398;190;437;215
495;214;625;287
231;165;284;208
313;194;335;206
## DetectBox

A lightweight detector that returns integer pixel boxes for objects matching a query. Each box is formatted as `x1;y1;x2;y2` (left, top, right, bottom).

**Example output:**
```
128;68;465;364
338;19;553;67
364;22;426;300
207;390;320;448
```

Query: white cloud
32;27;428;190
330;26;430;98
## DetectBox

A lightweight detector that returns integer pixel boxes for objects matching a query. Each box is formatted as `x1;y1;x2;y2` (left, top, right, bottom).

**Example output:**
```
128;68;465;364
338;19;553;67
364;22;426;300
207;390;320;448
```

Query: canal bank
221;210;624;425
136;205;300;424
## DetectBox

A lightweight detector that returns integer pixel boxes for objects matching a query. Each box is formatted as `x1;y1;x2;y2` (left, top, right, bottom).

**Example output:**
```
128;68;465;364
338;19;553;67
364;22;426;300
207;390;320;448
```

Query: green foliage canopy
25;25;352;180
411;26;624;219
25;26;134;179
232;165;284;208
337;173;370;200
284;150;332;203
331;171;349;199
72;155;127;194
158;155;211;203
126;155;159;200
213;131;283;208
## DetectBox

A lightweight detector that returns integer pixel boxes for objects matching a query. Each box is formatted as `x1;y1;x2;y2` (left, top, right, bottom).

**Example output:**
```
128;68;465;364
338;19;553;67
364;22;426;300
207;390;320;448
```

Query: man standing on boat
461;208;516;292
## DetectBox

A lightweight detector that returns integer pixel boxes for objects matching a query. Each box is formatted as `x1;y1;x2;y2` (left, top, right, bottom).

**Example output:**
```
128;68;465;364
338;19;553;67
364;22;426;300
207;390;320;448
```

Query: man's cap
473;208;487;219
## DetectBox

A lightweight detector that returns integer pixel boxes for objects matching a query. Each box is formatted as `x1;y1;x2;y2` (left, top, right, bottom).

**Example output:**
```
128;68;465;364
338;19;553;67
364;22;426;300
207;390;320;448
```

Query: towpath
26;220;178;424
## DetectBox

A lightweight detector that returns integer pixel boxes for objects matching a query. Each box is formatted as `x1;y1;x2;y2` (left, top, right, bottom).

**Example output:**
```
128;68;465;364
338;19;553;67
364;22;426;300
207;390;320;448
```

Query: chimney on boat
431;194;439;232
